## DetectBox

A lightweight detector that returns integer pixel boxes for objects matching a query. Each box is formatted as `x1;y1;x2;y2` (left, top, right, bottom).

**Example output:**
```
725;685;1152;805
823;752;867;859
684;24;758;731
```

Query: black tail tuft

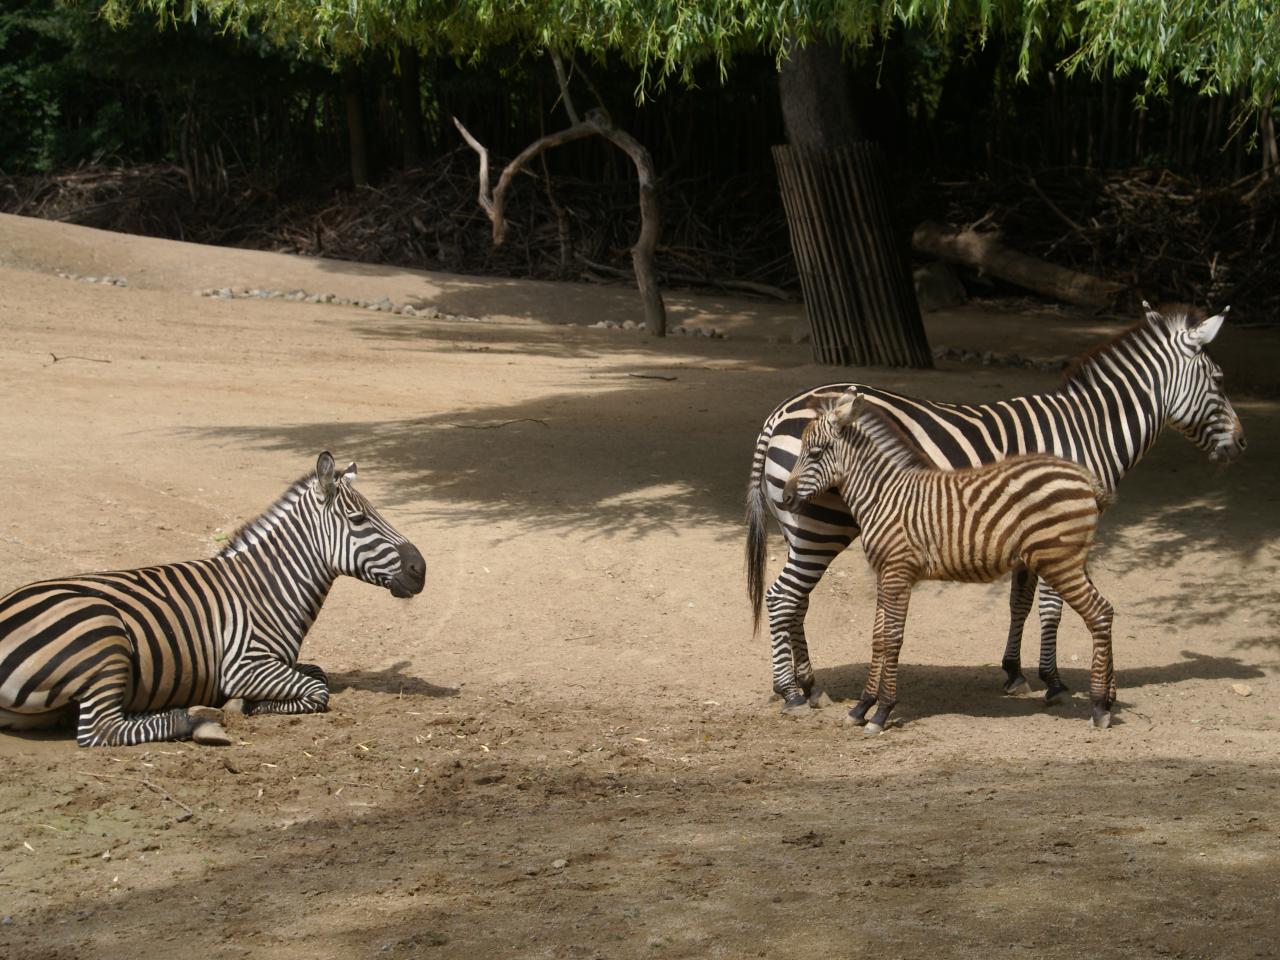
745;475;769;635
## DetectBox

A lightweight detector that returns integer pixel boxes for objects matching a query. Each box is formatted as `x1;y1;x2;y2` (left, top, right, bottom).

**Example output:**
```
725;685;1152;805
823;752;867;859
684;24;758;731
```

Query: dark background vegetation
3;0;1278;319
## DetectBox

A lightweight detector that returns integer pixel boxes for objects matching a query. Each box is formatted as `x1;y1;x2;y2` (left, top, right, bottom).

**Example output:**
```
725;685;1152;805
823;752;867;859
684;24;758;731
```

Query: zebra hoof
808;689;833;709
862;721;884;736
1090;707;1112;730
192;721;233;746
1044;685;1070;706
222;698;246;716
781;700;813;717
1003;675;1030;697
187;705;225;724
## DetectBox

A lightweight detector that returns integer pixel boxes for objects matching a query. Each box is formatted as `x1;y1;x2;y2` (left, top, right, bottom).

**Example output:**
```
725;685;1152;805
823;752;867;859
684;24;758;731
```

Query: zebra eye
347;512;367;525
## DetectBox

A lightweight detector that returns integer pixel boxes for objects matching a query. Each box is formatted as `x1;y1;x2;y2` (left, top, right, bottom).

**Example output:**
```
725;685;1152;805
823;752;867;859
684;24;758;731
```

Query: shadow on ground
4;745;1277;960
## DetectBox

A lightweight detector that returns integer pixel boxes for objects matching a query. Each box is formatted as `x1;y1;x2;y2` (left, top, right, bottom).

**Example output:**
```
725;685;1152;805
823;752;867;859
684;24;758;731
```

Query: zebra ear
1188;306;1228;348
339;461;358;483
830;395;863;427
1142;300;1162;325
314;452;338;503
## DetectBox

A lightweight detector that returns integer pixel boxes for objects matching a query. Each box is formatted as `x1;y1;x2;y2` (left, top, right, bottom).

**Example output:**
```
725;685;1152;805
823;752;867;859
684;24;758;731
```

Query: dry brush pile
4;157;1278;321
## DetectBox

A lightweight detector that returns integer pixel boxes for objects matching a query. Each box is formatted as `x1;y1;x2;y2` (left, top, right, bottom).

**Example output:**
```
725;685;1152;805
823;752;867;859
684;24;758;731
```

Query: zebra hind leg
1035;585;1071;705
1000;565;1036;696
74;672;203;747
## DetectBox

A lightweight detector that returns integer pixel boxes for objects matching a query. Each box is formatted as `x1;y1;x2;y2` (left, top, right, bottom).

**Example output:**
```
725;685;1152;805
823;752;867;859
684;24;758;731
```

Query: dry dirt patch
0;214;1277;959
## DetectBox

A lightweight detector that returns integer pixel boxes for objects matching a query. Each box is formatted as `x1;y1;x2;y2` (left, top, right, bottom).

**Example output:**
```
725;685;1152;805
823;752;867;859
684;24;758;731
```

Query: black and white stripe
0;452;425;746
745;303;1245;709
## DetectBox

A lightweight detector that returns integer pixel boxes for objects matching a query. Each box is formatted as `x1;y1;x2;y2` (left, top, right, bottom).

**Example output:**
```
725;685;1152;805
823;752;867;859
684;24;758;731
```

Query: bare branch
451;116;495;221
549;50;580;125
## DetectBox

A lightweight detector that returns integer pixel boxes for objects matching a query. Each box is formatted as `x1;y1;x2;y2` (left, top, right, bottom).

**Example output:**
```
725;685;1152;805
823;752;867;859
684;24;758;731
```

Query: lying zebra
0;453;425;747
783;391;1116;732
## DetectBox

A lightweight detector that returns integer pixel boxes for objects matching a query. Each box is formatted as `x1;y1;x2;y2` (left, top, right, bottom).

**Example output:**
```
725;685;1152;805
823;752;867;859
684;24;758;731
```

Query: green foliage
98;0;1280;110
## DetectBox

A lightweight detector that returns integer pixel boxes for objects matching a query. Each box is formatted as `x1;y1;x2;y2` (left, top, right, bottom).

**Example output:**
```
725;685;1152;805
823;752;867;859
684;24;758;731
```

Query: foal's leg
848;599;886;726
1000;565;1036;694
1037;568;1115;728
864;573;913;735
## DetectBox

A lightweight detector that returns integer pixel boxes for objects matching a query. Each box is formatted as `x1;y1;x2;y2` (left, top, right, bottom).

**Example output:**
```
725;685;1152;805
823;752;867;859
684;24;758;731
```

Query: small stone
1231;683;1252;697
1;916;12;924
85;276;98;283
217;288;233;299
551;858;568;869
322;293;335;303
621;320;639;331
392;305;404;314
423;306;440;319
931;344;950;359
101;851;112;861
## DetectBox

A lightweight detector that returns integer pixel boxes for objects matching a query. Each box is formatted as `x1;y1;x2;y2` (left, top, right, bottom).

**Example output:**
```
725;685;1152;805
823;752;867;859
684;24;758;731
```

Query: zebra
746;303;1245;712
782;391;1117;731
0;452;426;747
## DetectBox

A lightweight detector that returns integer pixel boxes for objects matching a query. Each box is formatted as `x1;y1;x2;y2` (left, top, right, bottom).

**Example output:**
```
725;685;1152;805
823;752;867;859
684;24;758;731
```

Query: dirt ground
0;213;1277;960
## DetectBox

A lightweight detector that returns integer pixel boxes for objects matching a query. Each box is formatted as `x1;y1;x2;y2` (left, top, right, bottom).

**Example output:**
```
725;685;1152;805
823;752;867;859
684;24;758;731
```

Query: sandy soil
0;212;1278;960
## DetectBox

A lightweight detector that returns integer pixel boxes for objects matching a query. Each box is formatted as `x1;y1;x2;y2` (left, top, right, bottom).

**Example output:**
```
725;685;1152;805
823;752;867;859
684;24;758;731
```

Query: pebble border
52;273;1069;367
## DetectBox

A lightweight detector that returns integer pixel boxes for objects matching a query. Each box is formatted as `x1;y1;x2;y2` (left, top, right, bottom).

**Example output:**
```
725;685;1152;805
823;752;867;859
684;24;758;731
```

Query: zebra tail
745;441;771;635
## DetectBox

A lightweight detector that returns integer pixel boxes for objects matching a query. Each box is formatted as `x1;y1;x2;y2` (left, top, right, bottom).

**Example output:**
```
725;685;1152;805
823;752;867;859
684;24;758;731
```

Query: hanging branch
453;51;667;336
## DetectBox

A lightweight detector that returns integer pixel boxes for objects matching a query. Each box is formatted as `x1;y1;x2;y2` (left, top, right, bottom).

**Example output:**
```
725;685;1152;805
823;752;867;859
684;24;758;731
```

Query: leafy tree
98;0;1280;362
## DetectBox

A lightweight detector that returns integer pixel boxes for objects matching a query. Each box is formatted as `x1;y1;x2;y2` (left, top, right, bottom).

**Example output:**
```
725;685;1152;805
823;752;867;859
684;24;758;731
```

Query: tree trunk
399;46;426;170
912;221;1128;308
343;65;369;188
774;40;931;367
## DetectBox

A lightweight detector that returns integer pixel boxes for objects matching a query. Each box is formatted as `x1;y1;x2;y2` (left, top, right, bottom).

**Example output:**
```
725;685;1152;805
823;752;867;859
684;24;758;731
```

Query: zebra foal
783;392;1116;732
0;452;425;747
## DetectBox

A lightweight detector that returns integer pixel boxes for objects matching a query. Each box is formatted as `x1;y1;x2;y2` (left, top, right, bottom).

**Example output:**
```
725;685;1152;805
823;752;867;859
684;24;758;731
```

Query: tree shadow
813;650;1266;723
6;751;1278;959
327;660;459;699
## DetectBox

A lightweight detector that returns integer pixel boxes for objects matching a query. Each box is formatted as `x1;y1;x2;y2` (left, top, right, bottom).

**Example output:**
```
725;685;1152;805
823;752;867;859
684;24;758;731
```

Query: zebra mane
847;402;933;471
1060;302;1205;385
218;472;317;557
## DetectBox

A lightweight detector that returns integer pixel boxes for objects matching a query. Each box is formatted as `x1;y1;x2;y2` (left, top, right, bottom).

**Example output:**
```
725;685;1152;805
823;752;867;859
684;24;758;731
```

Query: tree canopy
101;0;1280;108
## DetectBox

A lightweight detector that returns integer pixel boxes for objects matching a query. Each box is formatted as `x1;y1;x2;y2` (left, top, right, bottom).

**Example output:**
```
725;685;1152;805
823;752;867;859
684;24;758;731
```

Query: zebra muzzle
388;542;427;598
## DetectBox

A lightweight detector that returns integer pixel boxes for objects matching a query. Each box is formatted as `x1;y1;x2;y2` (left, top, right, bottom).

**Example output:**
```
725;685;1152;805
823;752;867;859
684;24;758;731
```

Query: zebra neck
1055;364;1165;480
220;500;338;642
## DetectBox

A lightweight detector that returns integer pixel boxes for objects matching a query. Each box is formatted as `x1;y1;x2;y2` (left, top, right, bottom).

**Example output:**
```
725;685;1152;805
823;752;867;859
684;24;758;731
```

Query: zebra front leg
864;576;912;736
1000;565;1037;695
224;659;330;716
848;597;887;727
1036;584;1070;704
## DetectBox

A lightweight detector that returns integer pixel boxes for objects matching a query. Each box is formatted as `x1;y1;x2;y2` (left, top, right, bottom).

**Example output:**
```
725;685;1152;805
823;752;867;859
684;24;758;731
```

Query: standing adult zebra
0;453;426;746
745;303;1246;711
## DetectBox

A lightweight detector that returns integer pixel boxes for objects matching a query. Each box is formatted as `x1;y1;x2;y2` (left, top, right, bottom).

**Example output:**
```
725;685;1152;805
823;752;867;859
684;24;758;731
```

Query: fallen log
912;220;1128;309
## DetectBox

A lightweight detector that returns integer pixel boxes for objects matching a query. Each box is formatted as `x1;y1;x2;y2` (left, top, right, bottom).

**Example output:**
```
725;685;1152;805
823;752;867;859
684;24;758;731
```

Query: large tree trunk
343;65;370;188
774;40;931;367
399;46;426;170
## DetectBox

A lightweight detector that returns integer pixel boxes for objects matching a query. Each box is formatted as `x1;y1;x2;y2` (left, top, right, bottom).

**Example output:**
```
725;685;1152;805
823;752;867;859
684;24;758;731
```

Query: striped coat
783;392;1117;731
747;304;1245;710
0;452;425;746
